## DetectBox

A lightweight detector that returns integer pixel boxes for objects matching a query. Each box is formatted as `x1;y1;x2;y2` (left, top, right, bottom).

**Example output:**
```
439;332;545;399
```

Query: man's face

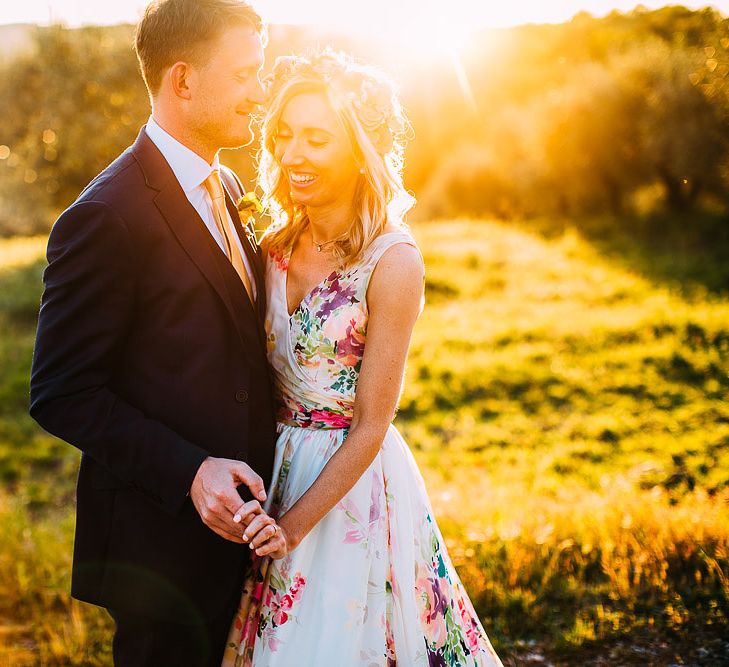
188;24;265;152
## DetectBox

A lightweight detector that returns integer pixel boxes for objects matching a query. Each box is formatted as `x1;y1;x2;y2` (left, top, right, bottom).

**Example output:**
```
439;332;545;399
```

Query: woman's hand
244;516;298;559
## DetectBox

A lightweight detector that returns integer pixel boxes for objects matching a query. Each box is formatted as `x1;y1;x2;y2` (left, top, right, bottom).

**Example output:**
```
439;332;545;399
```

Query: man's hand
190;457;267;543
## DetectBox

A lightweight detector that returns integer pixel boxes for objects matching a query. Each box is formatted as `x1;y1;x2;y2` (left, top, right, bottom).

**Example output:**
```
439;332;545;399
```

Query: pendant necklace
311;230;347;253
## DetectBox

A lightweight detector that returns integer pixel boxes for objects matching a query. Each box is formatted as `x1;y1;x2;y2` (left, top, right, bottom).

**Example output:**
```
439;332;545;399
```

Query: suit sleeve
29;200;209;515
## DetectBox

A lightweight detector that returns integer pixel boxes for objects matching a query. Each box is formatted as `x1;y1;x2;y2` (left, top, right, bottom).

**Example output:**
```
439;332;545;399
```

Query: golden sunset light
2;0;729;664
2;0;729;29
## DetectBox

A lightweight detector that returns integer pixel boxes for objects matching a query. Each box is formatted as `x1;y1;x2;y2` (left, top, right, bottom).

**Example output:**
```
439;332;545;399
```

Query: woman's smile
289;171;319;187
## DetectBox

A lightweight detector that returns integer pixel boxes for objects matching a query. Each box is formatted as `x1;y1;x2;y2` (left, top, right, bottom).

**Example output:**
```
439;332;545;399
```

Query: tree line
0;6;728;236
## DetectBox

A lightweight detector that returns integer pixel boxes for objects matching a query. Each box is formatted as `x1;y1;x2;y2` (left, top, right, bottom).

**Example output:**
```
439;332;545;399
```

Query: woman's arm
248;242;425;557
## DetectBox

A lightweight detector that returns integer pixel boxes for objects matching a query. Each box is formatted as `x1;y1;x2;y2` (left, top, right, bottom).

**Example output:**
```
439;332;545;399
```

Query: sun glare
396;16;474;59
348;8;481;111
398;21;478;112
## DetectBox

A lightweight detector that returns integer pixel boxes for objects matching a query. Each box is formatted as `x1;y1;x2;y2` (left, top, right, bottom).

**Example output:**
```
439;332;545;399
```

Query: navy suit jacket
29;127;277;623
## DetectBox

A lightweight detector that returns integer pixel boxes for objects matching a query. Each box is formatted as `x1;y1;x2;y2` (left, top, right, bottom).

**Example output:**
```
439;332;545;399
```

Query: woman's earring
359;167;365;175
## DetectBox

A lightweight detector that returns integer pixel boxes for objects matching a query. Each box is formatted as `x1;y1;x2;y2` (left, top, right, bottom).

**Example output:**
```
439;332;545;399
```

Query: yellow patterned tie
203;170;255;305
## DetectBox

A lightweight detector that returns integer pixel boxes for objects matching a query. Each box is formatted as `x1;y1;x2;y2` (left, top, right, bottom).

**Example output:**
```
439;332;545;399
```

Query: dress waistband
276;406;352;430
277;419;350;431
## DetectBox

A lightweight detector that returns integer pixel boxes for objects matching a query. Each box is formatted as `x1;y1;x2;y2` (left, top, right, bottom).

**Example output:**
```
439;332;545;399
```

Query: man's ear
168;61;193;100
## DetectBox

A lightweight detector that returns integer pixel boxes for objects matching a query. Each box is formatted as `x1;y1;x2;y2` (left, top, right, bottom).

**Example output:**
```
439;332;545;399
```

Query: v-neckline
283;245;340;318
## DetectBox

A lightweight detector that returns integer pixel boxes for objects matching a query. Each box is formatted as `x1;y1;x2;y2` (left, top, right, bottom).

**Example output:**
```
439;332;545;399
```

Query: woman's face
274;91;361;213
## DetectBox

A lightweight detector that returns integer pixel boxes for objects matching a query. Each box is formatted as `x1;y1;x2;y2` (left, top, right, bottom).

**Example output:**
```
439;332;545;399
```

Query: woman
222;50;502;666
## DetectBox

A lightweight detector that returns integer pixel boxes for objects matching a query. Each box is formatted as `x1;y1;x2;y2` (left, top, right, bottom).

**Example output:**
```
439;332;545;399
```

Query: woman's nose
280;141;303;167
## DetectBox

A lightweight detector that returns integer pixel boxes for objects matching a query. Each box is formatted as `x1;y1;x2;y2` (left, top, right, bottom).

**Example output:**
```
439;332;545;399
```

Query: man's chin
221;123;255;151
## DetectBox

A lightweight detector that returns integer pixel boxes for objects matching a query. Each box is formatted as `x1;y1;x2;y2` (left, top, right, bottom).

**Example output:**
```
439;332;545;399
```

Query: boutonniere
236;192;264;244
236;192;264;216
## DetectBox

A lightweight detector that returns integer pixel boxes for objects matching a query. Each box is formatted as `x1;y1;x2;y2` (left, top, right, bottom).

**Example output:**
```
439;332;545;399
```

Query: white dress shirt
144;115;257;300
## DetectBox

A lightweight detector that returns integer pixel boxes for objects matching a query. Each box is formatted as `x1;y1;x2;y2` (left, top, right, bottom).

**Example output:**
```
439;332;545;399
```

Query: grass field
0;220;728;665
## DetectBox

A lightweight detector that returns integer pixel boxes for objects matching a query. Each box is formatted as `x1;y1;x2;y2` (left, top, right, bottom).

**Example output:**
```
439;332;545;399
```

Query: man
29;1;278;664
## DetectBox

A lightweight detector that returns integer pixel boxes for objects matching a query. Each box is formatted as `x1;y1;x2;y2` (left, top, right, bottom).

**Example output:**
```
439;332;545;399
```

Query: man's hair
134;0;265;96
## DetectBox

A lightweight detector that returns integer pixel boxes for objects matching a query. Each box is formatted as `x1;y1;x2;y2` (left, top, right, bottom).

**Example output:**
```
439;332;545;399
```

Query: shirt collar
145;115;221;193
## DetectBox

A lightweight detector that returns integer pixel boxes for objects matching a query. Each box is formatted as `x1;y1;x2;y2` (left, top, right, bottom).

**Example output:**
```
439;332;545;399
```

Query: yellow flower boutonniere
236;192;264;215
236;192;264;244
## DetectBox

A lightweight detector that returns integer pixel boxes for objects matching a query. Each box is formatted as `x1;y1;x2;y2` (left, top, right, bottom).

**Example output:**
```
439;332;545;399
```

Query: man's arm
31;200;210;515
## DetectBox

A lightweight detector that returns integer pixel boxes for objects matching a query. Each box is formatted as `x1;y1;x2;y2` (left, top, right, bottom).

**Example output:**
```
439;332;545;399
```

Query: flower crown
264;48;411;156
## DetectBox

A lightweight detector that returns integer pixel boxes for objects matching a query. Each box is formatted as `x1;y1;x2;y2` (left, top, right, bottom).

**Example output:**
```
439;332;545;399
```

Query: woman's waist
276;420;350;434
275;404;352;430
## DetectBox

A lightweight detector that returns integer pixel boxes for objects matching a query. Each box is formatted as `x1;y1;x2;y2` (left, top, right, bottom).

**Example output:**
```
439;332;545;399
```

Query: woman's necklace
310;229;348;253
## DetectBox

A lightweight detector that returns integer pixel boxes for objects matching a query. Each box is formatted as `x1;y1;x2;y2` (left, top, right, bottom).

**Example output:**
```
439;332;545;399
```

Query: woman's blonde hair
259;49;415;266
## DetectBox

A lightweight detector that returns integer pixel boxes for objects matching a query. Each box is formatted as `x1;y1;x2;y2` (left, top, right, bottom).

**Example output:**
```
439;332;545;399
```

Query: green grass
0;237;110;666
1;222;728;665
399;220;729;664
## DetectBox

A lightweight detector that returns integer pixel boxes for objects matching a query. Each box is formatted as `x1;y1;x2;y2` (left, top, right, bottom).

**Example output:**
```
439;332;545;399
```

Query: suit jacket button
235;389;249;403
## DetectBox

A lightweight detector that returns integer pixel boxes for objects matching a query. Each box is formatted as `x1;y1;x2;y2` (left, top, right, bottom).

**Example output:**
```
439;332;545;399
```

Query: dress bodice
264;230;420;429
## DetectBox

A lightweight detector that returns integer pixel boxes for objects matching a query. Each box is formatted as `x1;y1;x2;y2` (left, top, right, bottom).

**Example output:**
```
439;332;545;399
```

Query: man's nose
247;77;265;106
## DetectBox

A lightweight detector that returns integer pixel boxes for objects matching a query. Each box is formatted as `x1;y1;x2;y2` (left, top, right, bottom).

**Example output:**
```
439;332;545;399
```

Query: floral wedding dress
222;230;502;667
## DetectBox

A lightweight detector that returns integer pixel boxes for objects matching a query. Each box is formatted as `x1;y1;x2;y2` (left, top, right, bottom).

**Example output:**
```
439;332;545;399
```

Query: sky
1;0;727;31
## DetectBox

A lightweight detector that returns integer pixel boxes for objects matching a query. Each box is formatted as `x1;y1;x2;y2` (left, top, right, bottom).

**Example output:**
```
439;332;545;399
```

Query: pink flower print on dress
415;568;449;647
309;408;351;429
240;612;258;656
269;247;289;272
272;595;291;625
338;495;369;545
321;307;361;347
290;574;305;601
336;319;366;367
344;528;366;544
369;468;383;525
257;569;307;651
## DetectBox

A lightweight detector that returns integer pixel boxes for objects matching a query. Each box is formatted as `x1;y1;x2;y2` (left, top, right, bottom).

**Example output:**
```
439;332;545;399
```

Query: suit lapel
131;128;260;353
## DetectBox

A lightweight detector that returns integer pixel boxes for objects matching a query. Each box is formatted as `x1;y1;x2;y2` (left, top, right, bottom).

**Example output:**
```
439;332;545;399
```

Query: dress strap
360;230;421;272
357;230;423;308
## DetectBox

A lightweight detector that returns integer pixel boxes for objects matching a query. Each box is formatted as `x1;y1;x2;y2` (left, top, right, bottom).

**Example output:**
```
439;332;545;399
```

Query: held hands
234;509;297;560
189;456;268;544
189;455;297;557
